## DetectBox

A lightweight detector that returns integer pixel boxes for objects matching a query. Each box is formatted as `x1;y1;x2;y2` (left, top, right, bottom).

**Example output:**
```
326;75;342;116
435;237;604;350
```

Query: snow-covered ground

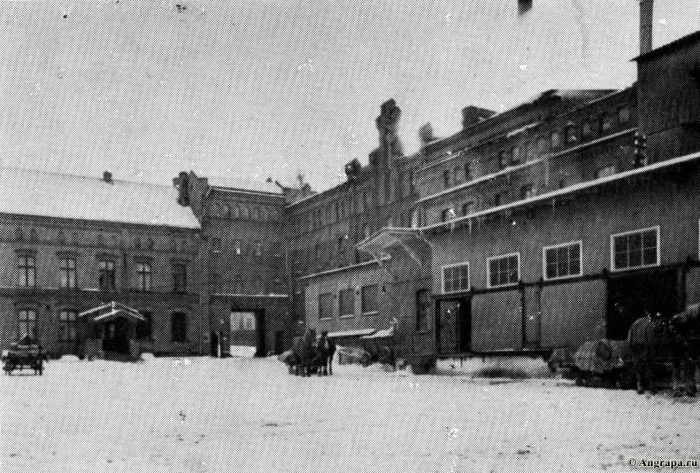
1;356;698;473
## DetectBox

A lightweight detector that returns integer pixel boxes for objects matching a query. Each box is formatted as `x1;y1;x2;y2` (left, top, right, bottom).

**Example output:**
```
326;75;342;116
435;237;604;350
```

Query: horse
290;328;318;377
628;305;699;396
315;333;336;376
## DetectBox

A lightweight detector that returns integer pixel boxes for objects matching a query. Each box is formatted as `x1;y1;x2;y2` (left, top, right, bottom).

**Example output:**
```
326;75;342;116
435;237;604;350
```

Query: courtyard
1;356;698;473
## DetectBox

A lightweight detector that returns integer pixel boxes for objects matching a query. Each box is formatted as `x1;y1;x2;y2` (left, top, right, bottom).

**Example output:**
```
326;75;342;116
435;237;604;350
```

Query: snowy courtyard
1;356;698;473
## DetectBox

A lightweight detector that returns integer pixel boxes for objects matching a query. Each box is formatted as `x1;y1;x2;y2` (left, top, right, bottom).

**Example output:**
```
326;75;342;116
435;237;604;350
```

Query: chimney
103;171;113;183
639;0;653;55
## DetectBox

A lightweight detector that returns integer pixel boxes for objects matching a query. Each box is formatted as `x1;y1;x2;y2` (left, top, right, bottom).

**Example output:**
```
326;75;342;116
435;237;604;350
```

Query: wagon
2;335;45;376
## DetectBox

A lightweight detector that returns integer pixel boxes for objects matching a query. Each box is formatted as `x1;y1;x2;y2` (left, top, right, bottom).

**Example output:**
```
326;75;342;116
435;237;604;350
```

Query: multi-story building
0;169;202;357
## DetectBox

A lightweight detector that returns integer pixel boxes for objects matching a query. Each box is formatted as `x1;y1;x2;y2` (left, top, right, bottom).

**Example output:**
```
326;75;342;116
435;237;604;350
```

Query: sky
0;0;698;192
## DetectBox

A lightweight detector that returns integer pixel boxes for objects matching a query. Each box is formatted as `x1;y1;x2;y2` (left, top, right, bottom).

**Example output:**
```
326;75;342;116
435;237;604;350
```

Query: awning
78;301;146;322
327;328;376;339
357;228;432;267
360;326;395;340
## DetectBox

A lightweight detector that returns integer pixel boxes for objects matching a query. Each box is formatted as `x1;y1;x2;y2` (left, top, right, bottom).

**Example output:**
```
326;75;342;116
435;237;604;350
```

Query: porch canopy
78;301;146;323
360;325;395;340
356;228;432;267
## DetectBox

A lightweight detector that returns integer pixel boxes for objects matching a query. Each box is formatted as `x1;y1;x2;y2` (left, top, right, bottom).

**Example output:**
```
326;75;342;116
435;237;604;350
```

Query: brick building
0;169;202;357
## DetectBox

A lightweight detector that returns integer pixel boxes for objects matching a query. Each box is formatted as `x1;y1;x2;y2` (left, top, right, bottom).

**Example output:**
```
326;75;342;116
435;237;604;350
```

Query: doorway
607;269;678;340
103;317;129;353
436;297;471;355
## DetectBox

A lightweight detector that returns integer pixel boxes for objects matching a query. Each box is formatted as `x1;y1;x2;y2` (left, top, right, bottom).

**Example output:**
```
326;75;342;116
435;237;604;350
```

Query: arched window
30;229;38;242
581;121;593;140
550;130;561;149
57;231;66;244
146;238;155;250
241;206;250;219
536;136;548;155
222;203;231;218
511;146;520;164
253;207;261;220
232;205;241;219
15;228;23;241
599;113;611;134
565;125;577;144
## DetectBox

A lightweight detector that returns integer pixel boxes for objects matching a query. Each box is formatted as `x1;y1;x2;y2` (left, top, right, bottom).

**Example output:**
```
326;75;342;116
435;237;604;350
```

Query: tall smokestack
639;0;653;55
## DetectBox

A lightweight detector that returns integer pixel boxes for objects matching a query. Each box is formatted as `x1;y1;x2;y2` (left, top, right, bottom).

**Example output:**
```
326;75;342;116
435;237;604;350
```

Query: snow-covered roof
328;328;376;339
206;175;282;195
0;167;200;229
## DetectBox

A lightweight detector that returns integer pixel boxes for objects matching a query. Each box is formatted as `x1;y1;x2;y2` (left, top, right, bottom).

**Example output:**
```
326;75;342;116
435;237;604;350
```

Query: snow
2;357;698;472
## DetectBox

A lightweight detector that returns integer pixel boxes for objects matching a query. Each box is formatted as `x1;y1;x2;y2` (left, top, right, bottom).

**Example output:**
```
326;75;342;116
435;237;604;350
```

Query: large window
416;289;431;332
443;170;451;188
543;241;582;280
461;202;475;216
361;284;379;314
487;253;520;288
171;312;187;343
98;260;116;290
172;263;187;292
442;262;470;293
611;227;659;271
59;309;78;341
135;311;153;340
233;275;244;294
59;257;77;289
18;308;37;338
18;255;36;287
339;288;354;317
136;262;152;291
318;293;333;320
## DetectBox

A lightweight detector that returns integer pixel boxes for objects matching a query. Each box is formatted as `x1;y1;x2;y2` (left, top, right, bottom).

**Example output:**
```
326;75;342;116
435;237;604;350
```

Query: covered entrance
78;302;146;360
435;297;471;355
607;269;679;340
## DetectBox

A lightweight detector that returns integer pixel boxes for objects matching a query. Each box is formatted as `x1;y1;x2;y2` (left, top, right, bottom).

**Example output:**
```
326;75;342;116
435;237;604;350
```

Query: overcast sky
1;0;698;191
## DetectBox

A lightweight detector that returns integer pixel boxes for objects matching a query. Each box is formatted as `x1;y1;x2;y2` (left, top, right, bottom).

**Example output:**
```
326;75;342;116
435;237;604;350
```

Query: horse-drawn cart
2;335;45;376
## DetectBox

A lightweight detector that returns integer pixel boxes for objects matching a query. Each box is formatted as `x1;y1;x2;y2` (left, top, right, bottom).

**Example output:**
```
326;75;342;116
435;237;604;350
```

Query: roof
0;167;200;229
328;328;376;339
206;175;282;195
634;30;700;62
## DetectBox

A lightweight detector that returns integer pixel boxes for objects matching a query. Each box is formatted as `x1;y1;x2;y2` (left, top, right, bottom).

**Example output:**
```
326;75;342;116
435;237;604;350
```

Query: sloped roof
206;175;282;195
0;167;200;229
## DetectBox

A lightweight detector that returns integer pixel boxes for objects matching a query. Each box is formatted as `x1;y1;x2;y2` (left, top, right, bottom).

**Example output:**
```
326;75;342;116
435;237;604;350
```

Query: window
171;312;187;343
416;289;431;332
441;207;455;222
30;229;38;242
146;238;155;250
211;273;222;293
233;275;244;294
543;241;582;280
59;309;78;341
172;263;187;292
550;130;561;148
461;202;475;216
487;253;520;288
18;308;37;338
361;284;379;314
498;150;507;169
57;231;66;244
99;260;116;290
135;311;152;340
18;255;36;287
319;293;333;320
511;146;520;164
410;210;421;229
536;136;548;155
212;237;222;253
596;165;617;179
233;239;242;256
494;192;505;206
443;170;451;188
136;262;152;291
581;121;593;140
253;277;264;294
524;142;535;162
618;107;631;124
464;162;472;180
339;288;354;317
611;227;659;271
59;257;77;289
253;241;262;257
222;204;230;218
453;166;461;184
442;263;470;293
314;243;322;260
565;125;577;144
15;228;23;241
232;205;241;218
253;207;261;220
599;113;611;133
520;184;535;199
134;237;141;249
241;206;250;219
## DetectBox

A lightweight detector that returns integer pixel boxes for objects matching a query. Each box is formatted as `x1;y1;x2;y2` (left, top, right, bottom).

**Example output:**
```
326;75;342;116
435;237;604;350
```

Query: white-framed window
17;254;36;287
442;262;470;293
136;262;153;291
339;288;354;318
543;241;582;280
18;308;37;338
487;253;520;288
59;309;78;341
59;257;77;289
611;226;660;272
361;284;379;315
318;292;333;320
